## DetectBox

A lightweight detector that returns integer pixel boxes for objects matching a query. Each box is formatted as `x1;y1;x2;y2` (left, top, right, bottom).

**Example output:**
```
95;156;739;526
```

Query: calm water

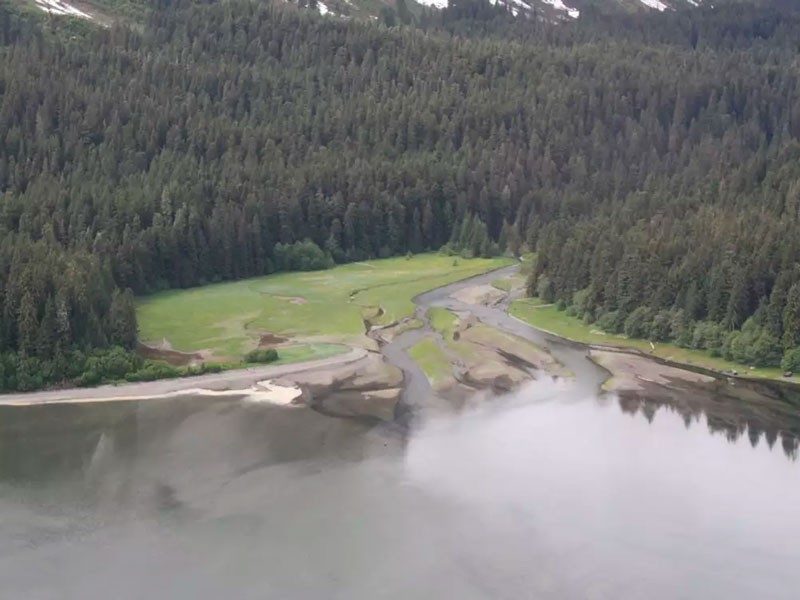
2;379;799;599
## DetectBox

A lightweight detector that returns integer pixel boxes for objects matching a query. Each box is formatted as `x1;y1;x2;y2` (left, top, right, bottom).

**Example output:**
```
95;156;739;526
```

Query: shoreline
5;261;800;409
0;347;368;406
509;311;800;389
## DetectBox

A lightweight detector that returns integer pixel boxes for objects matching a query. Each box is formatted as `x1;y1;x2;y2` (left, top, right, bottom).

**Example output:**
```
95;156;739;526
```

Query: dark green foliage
649;311;673;343
0;346;142;390
445;214;499;259
597;311;624;335
534;275;555;304
273;241;333;272
124;361;180;382
781;347;800;373
243;348;279;364
2;0;800;386
624;307;652;340
721;323;782;368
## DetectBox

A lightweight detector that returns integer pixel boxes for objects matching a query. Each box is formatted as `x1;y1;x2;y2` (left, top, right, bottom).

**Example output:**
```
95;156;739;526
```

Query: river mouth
1;380;799;599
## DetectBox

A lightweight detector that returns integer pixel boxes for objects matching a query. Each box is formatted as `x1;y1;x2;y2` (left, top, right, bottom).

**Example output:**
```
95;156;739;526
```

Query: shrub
648;310;672;342
623;306;652;339
597;310;623;334
125;361;180;382
572;288;591;315
752;330;782;367
244;348;279;364
781;347;800;373
670;310;692;348
273;240;333;272
536;275;554;303
692;321;724;354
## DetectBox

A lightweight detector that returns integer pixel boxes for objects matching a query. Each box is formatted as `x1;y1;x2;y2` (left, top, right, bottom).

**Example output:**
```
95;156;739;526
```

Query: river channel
2;267;800;599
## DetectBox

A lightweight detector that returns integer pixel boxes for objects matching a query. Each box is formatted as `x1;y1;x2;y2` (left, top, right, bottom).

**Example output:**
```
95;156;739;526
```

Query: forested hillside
1;0;799;390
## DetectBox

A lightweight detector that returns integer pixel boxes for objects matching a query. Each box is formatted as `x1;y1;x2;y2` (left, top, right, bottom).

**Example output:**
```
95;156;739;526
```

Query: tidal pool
1;378;798;599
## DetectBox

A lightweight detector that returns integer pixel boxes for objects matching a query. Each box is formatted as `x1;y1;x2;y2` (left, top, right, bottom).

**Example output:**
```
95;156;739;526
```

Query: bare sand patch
275;352;405;421
591;349;715;393
274;295;308;305
247;380;303;405
460;361;530;392
460;322;566;376
451;284;507;306
137;341;205;366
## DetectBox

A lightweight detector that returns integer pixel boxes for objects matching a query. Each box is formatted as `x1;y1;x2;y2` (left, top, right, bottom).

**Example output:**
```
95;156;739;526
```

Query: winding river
2;266;800;599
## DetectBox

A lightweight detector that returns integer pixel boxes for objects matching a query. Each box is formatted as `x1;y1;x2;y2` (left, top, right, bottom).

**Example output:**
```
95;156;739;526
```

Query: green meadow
426;307;459;341
137;254;511;359
408;337;453;385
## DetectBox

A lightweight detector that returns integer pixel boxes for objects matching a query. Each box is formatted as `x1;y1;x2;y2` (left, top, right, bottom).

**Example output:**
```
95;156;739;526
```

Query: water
2;379;799;599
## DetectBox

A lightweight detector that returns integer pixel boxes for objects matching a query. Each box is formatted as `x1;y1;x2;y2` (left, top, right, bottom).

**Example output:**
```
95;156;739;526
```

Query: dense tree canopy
1;0;800;389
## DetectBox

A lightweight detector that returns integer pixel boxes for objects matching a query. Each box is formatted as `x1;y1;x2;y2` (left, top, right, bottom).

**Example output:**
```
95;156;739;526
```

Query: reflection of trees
615;389;800;462
782;434;799;460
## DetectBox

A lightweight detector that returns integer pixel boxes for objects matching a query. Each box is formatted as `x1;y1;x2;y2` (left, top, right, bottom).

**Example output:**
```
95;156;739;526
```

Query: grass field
272;343;349;365
137;254;511;359
409;338;453;384
427;307;459;341
510;299;785;380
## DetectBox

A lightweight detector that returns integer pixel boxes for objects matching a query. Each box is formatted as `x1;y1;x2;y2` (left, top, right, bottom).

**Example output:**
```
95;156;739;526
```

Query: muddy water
2;268;800;599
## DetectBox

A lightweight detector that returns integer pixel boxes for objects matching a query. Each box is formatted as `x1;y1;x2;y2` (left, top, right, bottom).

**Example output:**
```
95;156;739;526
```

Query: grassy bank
510;299;785;381
427;307;459;340
409;338;452;385
138;254;512;359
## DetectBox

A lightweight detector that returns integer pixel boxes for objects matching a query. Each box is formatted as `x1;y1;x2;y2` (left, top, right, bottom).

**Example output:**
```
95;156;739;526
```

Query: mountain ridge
11;0;787;27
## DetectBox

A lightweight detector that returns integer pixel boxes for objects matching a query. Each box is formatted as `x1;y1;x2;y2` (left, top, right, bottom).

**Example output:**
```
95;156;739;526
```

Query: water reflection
614;384;800;461
1;379;800;599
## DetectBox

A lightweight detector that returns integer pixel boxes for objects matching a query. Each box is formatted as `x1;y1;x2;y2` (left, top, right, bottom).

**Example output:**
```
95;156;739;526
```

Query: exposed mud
591;349;715;392
277;352;404;422
451;284;507;307
258;332;288;348
137;342;204;367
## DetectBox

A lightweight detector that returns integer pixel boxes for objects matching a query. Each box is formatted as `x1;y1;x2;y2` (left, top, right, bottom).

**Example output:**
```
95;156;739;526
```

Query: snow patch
317;1;329;15
410;0;578;18
542;0;579;19
35;0;93;20
639;0;668;11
